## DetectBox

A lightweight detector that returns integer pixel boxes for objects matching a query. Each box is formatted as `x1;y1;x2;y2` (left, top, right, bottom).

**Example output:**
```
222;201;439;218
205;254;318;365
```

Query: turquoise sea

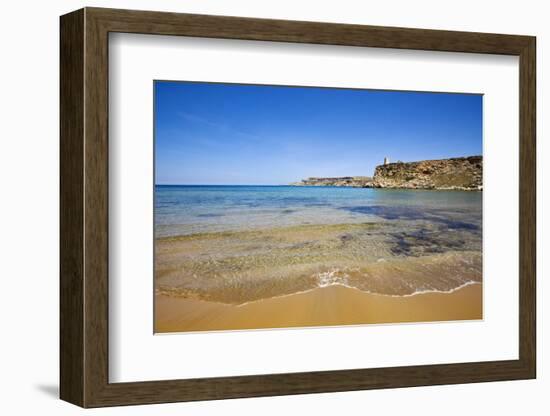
154;185;482;303
155;185;482;238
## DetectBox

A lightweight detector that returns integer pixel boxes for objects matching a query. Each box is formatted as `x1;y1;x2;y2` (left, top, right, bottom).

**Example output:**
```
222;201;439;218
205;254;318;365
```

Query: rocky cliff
292;156;482;190
291;176;373;187
373;156;482;190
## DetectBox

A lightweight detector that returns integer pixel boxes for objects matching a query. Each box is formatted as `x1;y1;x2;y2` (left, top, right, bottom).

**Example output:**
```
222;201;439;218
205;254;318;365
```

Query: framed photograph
60;7;536;407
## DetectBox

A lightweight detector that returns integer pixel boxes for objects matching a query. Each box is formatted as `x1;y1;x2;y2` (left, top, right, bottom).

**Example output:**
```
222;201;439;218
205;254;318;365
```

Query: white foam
234;270;481;307
316;269;351;288
389;280;481;298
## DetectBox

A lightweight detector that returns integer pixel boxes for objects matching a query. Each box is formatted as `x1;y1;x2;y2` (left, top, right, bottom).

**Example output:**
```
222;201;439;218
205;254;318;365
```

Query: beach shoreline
154;186;482;333
155;220;482;304
155;282;482;333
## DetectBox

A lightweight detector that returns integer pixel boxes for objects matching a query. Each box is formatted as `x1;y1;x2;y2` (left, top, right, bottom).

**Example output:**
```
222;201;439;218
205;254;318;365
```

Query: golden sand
155;283;482;333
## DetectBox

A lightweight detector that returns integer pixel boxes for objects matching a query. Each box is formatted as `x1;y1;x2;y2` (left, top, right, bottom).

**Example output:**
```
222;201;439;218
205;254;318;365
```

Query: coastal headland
291;155;482;191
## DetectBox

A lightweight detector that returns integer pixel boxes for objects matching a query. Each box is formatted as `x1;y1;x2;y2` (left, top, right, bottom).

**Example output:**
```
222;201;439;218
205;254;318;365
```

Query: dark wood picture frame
60;7;536;408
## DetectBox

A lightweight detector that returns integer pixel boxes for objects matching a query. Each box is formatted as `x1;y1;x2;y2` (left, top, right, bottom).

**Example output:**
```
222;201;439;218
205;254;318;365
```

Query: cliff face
292;156;482;190
373;156;482;190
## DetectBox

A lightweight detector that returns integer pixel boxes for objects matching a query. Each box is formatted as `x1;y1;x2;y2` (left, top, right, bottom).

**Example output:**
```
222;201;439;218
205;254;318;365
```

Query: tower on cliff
384;157;390;165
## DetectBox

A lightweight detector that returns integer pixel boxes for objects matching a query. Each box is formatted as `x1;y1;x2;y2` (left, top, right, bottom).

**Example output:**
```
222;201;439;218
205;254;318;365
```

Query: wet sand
155;283;482;333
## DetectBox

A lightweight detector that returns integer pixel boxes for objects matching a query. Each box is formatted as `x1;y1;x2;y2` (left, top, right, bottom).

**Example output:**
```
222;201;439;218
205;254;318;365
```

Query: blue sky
155;81;482;185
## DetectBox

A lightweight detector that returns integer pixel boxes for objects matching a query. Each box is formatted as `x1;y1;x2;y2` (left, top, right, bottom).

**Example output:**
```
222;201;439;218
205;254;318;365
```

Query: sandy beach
152;85;484;334
155;282;482;333
154;186;482;333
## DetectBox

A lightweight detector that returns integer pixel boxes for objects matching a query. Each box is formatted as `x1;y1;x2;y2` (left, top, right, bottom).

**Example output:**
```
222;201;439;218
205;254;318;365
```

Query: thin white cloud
179;111;260;141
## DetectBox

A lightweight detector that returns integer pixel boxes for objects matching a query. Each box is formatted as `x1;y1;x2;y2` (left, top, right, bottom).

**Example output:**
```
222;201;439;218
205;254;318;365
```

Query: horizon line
155;183;291;186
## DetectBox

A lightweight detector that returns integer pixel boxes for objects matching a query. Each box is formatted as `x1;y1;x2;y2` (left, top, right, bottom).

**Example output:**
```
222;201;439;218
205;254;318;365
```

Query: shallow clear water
155;185;482;237
155;185;482;303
